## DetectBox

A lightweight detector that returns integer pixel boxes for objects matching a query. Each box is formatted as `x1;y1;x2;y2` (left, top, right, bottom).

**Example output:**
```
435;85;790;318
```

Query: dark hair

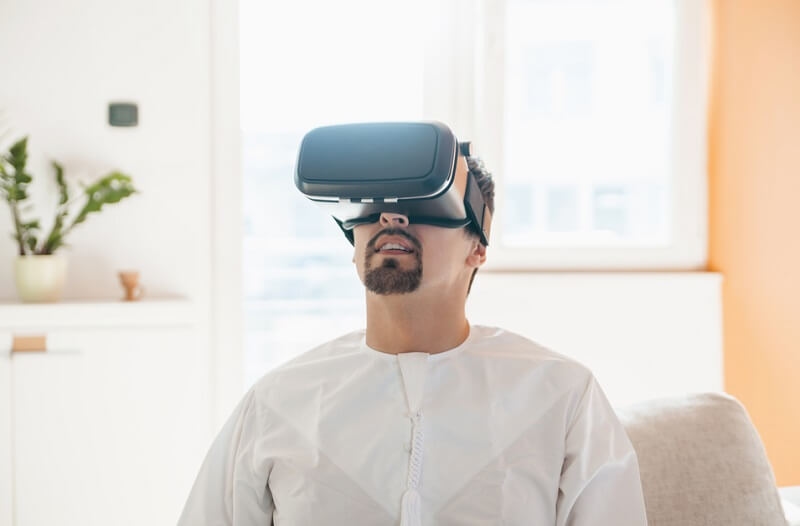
465;154;495;295
466;155;495;214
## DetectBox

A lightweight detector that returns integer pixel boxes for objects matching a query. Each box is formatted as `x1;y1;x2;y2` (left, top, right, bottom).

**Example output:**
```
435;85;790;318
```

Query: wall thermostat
108;102;138;127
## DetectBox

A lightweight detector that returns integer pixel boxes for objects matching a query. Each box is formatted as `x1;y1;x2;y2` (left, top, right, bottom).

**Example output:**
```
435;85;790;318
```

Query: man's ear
466;240;487;268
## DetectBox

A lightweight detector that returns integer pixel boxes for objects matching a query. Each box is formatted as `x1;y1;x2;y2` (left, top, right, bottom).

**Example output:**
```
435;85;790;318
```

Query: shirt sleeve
177;388;274;526
555;376;648;526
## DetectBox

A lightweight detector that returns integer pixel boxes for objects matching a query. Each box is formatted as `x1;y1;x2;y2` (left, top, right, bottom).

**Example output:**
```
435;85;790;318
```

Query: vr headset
294;121;492;246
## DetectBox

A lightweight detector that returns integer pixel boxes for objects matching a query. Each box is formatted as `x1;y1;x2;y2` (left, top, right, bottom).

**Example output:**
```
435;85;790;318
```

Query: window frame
425;0;711;270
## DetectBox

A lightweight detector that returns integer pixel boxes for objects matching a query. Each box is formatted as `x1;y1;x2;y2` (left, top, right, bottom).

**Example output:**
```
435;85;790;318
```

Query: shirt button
404;441;411;452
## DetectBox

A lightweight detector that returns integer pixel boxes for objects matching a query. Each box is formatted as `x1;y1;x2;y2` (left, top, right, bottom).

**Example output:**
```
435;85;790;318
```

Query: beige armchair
618;393;790;526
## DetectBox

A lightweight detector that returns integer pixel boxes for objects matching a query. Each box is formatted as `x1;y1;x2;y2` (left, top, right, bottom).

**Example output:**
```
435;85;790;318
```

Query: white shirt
179;325;647;525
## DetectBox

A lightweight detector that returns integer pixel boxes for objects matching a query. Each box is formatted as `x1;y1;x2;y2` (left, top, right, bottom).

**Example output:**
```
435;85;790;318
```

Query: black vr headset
294;121;492;246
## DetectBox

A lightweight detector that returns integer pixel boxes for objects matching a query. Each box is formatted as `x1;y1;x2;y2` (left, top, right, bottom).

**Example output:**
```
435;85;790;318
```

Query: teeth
379;243;410;252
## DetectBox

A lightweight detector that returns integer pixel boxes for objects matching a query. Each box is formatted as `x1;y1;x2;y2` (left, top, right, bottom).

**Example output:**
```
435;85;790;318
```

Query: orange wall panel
708;0;800;485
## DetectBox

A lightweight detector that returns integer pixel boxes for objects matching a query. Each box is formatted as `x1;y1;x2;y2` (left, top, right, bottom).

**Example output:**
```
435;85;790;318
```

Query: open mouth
375;240;414;255
367;228;422;256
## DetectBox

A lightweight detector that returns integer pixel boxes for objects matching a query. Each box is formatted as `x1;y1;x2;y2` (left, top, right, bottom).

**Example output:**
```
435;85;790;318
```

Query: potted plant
0;136;138;302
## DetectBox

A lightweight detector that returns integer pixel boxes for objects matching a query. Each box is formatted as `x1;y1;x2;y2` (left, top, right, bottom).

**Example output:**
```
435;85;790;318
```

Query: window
239;0;710;383
470;0;710;269
240;0;426;384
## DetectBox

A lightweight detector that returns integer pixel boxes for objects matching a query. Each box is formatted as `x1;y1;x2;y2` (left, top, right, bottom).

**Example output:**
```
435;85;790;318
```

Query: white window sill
467;272;723;406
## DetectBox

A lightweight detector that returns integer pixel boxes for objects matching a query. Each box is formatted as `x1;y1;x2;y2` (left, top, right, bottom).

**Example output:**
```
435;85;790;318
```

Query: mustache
366;227;422;252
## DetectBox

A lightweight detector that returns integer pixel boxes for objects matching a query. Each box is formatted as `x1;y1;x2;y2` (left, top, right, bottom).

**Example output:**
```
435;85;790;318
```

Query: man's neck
364;291;470;355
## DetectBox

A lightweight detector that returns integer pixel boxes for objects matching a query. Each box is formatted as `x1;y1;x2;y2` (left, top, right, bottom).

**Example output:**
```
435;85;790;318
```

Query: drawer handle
12;335;47;353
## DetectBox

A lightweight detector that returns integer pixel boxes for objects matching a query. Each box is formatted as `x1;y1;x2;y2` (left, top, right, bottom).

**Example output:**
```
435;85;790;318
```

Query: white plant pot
14;254;68;303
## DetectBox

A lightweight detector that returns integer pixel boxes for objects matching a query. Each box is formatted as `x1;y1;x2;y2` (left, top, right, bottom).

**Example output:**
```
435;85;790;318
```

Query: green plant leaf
3;137;138;255
8;137;29;173
52;161;69;205
60;172;138;245
38;161;73;254
1;135;34;254
72;172;137;226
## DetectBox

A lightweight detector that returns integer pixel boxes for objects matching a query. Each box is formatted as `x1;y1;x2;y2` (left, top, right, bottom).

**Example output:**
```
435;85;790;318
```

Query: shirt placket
396;353;430;526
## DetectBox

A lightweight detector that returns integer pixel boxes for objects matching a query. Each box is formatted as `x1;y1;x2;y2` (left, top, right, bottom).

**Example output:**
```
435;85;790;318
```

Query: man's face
352;212;484;296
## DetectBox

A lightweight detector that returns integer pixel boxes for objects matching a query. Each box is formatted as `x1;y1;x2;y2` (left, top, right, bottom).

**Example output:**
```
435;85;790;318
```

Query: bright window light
239;0;709;381
240;0;426;384
502;0;674;248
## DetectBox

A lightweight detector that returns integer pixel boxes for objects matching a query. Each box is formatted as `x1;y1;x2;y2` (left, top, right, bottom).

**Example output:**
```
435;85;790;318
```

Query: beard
363;229;423;295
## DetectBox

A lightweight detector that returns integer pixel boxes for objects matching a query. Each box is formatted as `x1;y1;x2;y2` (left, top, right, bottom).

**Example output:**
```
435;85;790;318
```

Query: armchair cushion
618;393;787;526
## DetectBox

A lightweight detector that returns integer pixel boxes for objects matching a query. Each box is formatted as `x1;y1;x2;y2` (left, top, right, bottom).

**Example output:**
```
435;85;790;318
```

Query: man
179;125;648;525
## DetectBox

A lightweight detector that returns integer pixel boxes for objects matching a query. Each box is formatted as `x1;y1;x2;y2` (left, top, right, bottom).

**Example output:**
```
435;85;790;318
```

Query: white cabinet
0;300;212;526
0;347;11;526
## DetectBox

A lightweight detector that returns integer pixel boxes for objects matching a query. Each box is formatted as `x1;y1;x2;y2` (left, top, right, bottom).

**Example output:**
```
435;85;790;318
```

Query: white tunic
179;325;648;525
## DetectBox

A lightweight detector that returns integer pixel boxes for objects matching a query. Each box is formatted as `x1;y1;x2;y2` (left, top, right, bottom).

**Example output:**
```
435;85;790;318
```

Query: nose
379;212;409;228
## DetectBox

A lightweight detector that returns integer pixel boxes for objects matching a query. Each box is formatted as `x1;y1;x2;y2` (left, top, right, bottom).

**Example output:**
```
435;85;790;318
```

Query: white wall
0;0;211;304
